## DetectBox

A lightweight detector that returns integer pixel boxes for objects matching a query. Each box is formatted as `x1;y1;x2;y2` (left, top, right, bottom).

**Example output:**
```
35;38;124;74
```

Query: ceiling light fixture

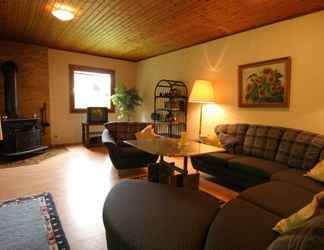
51;4;75;21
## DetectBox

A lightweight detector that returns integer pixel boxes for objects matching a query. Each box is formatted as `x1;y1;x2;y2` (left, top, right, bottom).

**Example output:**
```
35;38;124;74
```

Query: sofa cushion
228;156;288;179
273;190;324;234
272;169;324;193
191;153;237;180
215;124;249;154
192;152;236;167
218;133;239;153
192;154;266;189
104;180;220;250
204;198;280;250
288;133;324;170
239;181;314;218
275;129;301;165
276;130;324;170
243;125;285;160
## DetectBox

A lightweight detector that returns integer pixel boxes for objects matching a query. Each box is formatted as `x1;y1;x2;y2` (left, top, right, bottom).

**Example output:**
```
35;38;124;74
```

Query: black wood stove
0;61;48;157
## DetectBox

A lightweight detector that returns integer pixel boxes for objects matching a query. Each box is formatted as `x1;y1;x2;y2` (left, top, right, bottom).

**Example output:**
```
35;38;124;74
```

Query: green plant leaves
111;84;143;120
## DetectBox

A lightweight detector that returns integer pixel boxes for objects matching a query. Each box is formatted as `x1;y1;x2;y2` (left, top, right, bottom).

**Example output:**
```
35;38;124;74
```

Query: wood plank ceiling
1;0;324;61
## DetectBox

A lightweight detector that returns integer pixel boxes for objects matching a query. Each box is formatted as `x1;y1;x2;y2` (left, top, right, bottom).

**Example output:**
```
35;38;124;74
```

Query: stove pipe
1;61;18;118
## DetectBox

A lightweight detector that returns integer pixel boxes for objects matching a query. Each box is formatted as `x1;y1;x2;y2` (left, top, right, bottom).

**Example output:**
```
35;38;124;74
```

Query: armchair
102;122;158;170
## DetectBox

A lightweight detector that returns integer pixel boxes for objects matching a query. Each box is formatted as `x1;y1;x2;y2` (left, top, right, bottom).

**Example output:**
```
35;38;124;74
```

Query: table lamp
189;80;216;138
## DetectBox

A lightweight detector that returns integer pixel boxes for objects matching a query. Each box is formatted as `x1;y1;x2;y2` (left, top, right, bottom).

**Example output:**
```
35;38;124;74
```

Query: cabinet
82;122;104;147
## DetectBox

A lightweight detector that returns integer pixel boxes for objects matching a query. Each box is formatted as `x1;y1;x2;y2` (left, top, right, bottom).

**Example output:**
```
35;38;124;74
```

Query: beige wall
49;49;137;145
137;10;324;138
5;11;324;145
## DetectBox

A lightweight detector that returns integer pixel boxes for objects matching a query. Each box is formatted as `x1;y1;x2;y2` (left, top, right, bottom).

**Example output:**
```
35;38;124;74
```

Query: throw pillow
268;215;324;250
200;134;224;148
218;132;239;153
273;190;324;234
135;125;156;140
305;160;324;183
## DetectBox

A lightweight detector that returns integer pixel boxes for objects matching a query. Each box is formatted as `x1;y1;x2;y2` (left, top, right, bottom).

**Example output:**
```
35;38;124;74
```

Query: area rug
0;147;68;168
0;192;70;250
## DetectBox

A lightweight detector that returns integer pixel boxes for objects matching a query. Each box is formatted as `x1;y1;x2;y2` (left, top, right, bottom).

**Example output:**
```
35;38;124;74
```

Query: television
86;107;108;124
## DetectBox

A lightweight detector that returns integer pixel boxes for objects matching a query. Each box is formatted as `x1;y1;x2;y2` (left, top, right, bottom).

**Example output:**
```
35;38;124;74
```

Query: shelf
88;132;102;136
155;96;187;99
155;122;185;125
156;108;184;112
82;123;104;148
154;79;187;138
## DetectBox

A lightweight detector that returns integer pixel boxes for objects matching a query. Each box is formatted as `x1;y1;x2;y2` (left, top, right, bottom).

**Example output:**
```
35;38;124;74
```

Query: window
69;65;115;113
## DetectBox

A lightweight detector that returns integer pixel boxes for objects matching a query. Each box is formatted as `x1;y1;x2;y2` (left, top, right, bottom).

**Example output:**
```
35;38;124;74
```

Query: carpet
0;147;68;168
0;193;70;250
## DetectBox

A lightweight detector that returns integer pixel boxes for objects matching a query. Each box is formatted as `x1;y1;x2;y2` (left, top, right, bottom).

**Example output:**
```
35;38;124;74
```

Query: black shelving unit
153;80;188;138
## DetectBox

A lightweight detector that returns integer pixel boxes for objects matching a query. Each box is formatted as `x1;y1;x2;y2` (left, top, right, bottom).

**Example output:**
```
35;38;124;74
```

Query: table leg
182;157;199;190
82;124;85;145
86;124;89;147
148;156;198;190
183;156;188;175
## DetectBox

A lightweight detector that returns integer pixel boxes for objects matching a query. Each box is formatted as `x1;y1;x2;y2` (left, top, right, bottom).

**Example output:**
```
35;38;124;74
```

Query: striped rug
0;193;69;250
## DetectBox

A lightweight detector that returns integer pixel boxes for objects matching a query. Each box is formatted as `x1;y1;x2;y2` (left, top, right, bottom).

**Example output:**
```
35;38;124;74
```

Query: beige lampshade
189;80;216;103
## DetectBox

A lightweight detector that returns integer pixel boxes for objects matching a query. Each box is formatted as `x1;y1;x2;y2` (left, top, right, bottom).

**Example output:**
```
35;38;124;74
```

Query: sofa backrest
215;124;324;170
104;122;150;145
242;125;285;161
215;124;249;154
275;130;324;170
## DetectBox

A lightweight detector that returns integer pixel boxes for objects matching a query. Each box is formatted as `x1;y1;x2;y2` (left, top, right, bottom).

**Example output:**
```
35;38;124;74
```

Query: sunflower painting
238;57;291;107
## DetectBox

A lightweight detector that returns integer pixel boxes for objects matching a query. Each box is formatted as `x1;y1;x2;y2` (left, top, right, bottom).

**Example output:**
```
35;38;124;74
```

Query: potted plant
111;84;143;121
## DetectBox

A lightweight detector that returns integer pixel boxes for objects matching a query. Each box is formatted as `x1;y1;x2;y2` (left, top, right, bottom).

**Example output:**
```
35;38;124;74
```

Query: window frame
69;64;115;113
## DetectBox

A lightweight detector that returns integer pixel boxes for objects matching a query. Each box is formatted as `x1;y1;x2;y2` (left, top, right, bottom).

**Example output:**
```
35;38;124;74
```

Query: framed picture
238;57;291;107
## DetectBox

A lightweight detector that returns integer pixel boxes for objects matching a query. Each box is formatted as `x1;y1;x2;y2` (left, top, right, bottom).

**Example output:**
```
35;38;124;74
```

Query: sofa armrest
102;129;117;149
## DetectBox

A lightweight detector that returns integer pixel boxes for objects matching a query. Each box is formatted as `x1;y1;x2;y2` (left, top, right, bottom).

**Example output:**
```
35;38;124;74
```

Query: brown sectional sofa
192;124;324;188
191;124;324;250
103;123;324;250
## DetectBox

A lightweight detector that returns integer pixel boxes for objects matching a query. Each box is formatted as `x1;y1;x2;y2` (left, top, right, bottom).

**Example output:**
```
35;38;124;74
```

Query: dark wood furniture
125;138;224;190
82;122;105;147
102;122;159;170
153;80;188;138
0;118;48;156
82;107;109;147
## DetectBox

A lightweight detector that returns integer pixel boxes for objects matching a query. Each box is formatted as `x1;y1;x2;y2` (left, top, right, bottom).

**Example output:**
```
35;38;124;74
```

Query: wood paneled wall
0;40;51;145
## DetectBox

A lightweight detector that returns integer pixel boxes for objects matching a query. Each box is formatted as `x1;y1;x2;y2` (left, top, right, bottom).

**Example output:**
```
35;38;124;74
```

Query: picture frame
238;57;291;107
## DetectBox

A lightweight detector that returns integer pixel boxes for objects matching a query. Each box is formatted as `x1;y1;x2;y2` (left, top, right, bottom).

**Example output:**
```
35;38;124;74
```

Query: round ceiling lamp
51;4;75;21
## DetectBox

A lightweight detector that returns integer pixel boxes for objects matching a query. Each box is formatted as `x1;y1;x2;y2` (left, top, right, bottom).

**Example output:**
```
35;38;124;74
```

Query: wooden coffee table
125;138;224;190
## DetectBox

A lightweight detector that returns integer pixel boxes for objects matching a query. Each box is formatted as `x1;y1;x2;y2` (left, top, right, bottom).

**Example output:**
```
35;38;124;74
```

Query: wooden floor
0;145;237;250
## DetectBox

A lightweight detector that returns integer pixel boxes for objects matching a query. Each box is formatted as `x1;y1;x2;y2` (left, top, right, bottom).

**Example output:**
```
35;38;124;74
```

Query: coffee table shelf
125;138;224;190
